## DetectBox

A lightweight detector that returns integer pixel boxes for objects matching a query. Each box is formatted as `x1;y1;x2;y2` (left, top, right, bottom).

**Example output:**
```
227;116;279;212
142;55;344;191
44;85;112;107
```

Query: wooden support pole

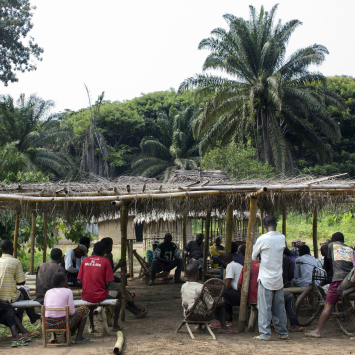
182;213;187;272
260;209;264;235
120;205;128;321
202;210;211;282
13;213;19;258
282;208;287;237
128;240;134;278
30;212;36;275
43;214;48;263
225;205;233;252
238;196;258;332
313;209;318;258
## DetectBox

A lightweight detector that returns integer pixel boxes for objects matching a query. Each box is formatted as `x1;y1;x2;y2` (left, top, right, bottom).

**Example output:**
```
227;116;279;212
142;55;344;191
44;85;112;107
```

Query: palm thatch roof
0;172;353;222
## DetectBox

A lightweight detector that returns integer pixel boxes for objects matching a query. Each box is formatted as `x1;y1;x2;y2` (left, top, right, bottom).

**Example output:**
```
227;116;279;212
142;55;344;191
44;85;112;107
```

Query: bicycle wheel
335;299;355;337
295;286;325;326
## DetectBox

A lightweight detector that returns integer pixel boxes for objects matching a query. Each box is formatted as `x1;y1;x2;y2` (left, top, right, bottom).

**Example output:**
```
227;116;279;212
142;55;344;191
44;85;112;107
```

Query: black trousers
222;289;241;322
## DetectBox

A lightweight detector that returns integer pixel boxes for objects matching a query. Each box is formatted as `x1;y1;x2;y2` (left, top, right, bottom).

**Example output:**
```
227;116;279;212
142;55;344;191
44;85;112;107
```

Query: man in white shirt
252;215;288;341
220;251;243;325
61;244;87;287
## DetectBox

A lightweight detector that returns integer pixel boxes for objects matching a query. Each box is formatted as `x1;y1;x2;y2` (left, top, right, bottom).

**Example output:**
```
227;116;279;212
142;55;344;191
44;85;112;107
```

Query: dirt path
1;277;354;354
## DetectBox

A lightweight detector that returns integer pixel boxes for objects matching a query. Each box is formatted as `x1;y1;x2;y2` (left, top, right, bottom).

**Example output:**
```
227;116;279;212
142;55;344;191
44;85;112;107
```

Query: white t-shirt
252;231;285;290
181;282;203;316
225;261;243;290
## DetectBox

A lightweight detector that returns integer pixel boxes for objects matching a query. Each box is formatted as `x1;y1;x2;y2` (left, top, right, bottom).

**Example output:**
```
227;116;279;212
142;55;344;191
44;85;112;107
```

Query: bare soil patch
1;277;354;354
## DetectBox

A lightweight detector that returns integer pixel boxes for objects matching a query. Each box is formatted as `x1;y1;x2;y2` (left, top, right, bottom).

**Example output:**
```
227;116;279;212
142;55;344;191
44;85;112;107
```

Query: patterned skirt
45;306;89;330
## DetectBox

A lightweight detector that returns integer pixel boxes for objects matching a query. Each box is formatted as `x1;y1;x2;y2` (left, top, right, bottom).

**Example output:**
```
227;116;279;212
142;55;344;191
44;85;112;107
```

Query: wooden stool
41;305;71;348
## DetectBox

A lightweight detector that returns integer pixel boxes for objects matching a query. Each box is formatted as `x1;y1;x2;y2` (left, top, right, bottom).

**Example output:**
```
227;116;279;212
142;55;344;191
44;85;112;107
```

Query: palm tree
131;106;199;181
0;94;74;177
179;4;345;173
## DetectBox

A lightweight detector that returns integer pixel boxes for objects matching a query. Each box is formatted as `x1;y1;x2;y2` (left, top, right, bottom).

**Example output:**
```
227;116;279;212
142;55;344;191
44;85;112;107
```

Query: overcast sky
2;0;354;113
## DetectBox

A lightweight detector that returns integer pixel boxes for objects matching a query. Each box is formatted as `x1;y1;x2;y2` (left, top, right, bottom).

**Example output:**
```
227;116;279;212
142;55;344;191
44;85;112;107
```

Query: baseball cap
152;240;159;245
78;244;88;254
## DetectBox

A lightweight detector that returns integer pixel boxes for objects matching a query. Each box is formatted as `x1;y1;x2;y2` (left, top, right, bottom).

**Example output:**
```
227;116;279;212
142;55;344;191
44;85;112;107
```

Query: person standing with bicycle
306;232;354;338
252;215;289;341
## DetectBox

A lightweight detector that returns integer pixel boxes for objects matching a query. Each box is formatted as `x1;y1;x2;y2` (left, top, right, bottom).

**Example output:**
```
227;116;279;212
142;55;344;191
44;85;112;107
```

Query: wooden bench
11;299;118;336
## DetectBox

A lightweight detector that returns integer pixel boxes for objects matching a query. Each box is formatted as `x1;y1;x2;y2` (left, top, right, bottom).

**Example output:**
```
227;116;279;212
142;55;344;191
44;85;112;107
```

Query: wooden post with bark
43;214;48;263
282;208;287;237
225;205;233;252
182;213;187;272
120;205;128;321
128;240;134;278
202;210;211;282
238;188;267;332
313;209;318;258
30;212;36;275
13;213;19;258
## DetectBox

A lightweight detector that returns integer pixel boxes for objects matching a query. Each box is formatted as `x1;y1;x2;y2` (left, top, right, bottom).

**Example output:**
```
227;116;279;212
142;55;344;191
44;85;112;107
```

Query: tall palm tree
179;4;345;173
0;94;74;177
131;106;199;181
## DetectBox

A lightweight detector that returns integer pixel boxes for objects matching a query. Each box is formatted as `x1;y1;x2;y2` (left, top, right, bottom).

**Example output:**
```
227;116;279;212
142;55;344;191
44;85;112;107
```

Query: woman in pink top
44;273;90;344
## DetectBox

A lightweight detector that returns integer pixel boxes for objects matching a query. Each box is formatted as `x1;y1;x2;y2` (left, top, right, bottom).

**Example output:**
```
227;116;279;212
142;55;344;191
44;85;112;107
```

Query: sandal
254;335;271;341
305;332;321;338
139;306;147;313
112;325;123;331
290;326;306;332
218;328;238;334
209;322;221;329
134;310;147;319
280;335;289;340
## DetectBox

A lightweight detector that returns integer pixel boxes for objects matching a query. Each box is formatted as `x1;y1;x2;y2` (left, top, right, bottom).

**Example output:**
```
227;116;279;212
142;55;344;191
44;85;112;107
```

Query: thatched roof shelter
0;172;353;222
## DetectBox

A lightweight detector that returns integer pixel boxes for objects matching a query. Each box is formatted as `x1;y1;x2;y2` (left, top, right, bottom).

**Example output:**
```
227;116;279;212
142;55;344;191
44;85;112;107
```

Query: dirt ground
1;276;355;355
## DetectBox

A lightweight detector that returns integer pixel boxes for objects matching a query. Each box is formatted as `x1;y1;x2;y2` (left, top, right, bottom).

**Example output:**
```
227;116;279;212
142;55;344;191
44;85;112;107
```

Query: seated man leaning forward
183;233;204;276
181;263;236;334
148;233;184;286
35;248;65;304
210;236;224;266
292;244;322;287
78;241;147;333
0;239;40;324
44;272;90;344
306;232;353;338
218;251;243;326
61;244;87;288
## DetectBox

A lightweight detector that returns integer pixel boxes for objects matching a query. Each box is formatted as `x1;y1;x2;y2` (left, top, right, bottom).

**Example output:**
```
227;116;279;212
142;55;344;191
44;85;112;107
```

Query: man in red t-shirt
78;242;147;332
237;260;305;332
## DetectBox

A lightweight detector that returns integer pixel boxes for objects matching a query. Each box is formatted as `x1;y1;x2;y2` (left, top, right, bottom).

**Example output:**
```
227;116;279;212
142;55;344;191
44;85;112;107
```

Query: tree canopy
179;4;345;174
0;0;43;86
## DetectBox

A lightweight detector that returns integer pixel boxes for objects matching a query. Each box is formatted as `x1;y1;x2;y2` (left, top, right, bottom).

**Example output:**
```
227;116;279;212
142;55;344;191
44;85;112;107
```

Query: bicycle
295;264;355;336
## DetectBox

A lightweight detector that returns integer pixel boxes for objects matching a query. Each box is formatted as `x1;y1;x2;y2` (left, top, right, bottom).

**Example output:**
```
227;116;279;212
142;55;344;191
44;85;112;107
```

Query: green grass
275;209;355;250
0;315;42;340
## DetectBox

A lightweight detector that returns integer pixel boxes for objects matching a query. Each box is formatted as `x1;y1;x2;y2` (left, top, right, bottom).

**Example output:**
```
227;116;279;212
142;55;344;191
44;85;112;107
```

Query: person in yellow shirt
0;239;40;323
209;236;225;266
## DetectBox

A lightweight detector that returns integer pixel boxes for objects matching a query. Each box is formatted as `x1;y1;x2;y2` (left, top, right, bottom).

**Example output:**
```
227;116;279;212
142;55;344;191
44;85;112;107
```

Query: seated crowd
0;214;354;346
0;236;147;347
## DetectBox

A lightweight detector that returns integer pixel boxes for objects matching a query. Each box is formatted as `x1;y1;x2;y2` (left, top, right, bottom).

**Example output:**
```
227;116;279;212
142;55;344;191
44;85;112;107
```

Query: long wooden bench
11;299;118;336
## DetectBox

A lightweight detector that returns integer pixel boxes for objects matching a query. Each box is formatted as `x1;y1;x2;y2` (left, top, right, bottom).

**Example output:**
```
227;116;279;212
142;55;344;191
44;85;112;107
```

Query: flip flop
74;338;93;344
139;306;147;313
209;322;221;329
290;326;306;332
305;332;321;338
131;291;137;299
254;335;271;341
112;325;123;331
218;328;238;334
280;335;289;340
134;310;147;319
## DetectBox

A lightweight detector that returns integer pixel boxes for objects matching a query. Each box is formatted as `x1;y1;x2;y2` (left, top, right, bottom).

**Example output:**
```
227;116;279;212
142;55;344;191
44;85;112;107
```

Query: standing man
252;215;288;341
35;248;66;304
183;233;204;279
306;232;353;338
148;233;184;286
